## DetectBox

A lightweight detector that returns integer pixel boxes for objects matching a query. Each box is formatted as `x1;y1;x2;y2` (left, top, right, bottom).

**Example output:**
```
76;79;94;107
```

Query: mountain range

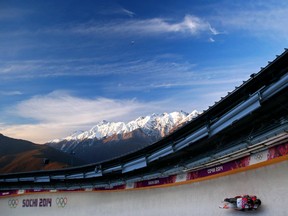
47;111;198;163
0;110;198;174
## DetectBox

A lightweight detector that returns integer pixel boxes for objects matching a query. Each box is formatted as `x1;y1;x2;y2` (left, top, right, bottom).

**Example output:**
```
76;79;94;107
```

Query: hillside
0;134;84;174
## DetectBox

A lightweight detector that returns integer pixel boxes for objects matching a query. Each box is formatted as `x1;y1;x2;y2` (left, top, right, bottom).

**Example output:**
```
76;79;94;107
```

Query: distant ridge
0;134;84;174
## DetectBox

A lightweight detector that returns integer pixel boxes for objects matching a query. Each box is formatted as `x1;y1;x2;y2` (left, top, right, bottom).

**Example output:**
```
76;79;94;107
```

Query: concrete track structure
1;159;287;216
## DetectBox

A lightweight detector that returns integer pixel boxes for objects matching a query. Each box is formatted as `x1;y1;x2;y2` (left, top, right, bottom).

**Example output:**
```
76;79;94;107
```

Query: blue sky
0;0;287;143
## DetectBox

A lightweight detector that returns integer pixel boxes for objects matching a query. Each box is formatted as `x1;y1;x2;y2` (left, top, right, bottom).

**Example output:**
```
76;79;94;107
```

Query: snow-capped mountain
51;110;198;143
47;110;198;163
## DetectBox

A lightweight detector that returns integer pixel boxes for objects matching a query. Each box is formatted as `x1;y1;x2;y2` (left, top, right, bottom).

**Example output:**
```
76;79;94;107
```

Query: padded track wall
1;160;287;216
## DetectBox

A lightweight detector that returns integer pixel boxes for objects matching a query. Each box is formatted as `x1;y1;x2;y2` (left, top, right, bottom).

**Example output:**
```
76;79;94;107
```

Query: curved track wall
1;160;287;216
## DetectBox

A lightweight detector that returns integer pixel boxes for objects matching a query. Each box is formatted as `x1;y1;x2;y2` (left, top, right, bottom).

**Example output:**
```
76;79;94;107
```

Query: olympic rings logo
8;199;19;208
56;197;68;208
254;153;263;161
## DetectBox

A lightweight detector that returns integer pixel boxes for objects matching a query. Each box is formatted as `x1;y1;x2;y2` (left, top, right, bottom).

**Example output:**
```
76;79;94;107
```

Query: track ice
1;161;287;216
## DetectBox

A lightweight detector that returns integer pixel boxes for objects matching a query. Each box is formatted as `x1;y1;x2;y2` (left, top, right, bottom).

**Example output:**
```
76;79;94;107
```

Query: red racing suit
236;195;256;209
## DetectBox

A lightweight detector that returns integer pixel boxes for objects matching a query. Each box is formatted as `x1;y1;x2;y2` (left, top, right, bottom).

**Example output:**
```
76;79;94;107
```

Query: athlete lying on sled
220;195;261;211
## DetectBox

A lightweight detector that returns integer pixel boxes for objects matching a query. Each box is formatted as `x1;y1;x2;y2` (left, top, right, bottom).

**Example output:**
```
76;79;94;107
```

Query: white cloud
96;4;135;17
121;8;135;17
0;63;40;76
0;90;22;96
0;57;196;79
12;91;147;125
70;14;217;37
1;14;217;40
208;37;215;43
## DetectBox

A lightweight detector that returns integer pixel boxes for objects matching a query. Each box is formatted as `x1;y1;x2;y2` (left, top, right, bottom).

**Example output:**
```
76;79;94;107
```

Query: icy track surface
1;161;287;216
